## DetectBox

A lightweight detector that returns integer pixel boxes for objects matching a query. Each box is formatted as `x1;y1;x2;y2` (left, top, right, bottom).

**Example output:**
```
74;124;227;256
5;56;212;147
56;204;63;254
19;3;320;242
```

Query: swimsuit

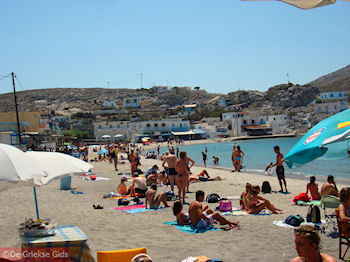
135;188;148;194
276;166;285;180
168;168;177;176
150;204;158;209
194;211;214;229
235;157;241;161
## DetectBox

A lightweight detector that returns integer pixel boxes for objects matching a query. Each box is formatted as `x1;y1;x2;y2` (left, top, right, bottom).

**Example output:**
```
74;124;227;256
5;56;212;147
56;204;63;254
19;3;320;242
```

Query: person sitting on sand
173;201;190;225
245;185;284;214
240;183;252;210
291;225;336;262
189;170;221;182
320;175;339;197
338;187;350;232
145;183;170;209
306;176;321;200
117;176;131;196
189;190;239;229
130;174;148;196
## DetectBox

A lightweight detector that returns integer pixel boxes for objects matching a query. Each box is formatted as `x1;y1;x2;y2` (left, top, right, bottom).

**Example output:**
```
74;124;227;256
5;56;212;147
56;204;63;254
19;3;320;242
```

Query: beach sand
0;145;347;262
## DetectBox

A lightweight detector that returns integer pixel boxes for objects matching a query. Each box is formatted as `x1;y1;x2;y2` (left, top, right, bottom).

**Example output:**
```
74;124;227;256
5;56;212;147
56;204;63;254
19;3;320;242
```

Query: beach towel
113;205;165;214
222;196;241;200
71;190;83;194
101;193;139;199
221;209;272;216
289;199;321;206
273;220;326;229
164;221;220;234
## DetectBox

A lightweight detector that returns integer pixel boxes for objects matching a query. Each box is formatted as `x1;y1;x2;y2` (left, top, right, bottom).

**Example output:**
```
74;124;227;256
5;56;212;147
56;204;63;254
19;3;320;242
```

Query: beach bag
293;193;310;203
206;193;220;203
306;205;321;223
285;215;304;227
219;200;232;212
262;181;271;193
118;199;130;206
164;191;176;201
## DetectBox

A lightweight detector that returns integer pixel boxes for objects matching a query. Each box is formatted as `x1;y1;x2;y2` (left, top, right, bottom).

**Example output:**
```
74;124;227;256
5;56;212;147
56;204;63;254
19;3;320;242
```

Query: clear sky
0;0;349;95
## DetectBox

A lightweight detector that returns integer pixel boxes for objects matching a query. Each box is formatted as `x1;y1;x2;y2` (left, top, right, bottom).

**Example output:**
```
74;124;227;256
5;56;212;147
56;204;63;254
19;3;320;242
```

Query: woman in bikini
175;151;190;204
233;146;244;172
245;185;283;214
240;183;252;210
173;201;190;225
306;176;321;200
338;187;350;233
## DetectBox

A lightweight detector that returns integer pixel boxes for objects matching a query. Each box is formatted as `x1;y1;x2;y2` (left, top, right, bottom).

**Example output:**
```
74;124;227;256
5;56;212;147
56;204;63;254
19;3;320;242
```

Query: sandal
93;203;103;209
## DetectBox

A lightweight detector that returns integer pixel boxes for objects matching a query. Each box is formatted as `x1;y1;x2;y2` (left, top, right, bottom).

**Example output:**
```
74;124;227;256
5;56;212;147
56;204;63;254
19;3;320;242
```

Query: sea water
155;137;350;181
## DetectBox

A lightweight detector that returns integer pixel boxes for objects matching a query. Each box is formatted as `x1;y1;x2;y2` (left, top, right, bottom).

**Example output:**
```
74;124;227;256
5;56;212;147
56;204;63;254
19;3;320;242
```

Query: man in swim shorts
130;174;148;196
189;190;239;229
162;148;178;192
272;145;288;193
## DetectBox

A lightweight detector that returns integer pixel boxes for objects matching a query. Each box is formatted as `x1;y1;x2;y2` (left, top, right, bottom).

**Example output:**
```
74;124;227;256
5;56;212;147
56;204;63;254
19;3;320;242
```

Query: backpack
285;215;304;227
118;199;130;206
293;193;310;203
206;193;220;203
262;181;271;193
306;205;321;223
164;191;176;201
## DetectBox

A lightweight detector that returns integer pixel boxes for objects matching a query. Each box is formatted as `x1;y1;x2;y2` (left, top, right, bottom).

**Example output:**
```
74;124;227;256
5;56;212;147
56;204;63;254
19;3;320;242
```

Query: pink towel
112;204;146;210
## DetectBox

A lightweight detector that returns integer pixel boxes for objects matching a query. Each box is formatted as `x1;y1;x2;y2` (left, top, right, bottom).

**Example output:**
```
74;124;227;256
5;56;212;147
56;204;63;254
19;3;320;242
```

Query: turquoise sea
156;137;350;181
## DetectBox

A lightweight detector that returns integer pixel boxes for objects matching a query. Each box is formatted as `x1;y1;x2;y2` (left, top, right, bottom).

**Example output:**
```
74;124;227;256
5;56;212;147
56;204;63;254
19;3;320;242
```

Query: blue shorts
195;212;214;229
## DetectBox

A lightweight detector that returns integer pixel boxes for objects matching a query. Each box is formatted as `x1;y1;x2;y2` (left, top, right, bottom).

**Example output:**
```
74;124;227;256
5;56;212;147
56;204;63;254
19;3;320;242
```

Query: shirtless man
272;145;288;193
145;184;170;209
320;175;339;197
189;190;239;230
130;174;148;196
175;151;190;203
162;148;178;192
128;150;137;175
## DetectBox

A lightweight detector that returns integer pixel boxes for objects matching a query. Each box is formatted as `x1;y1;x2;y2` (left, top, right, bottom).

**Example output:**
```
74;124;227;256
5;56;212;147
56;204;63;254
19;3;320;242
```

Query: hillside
0;64;349;117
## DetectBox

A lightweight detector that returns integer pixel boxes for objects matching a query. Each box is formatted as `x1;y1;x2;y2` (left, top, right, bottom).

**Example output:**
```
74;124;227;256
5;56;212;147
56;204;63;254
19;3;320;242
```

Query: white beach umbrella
0;143;47;183
102;135;111;138
114;134;123;138
25;151;93;185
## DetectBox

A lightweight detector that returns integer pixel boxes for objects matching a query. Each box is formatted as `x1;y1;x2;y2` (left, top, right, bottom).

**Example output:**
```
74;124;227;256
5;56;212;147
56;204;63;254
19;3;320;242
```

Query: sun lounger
97;247;146;262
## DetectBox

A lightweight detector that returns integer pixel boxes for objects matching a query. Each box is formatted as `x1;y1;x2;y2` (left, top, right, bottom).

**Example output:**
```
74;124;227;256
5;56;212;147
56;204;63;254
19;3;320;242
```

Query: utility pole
107;82;110;89
11;72;22;146
140;73;143;89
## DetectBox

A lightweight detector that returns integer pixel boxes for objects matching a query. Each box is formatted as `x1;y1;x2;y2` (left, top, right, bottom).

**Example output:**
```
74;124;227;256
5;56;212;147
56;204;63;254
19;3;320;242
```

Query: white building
178;104;197;117
218;97;232;108
319;91;347;100
136;119;190;137
315;101;348;113
231;113;269;137
222;112;245;122
102;100;116;108
153;86;169;93
123;96;141;108
267;114;289;134
94;121;132;140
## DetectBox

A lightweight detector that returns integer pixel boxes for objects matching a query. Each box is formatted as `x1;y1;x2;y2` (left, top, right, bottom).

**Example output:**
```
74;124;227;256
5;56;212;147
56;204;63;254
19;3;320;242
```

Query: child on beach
117;176;130;196
306;176;321;200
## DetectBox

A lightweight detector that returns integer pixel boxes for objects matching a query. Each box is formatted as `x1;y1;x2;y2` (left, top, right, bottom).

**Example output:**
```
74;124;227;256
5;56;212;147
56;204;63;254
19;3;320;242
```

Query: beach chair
318;195;341;232
335;209;350;259
97;247;147;262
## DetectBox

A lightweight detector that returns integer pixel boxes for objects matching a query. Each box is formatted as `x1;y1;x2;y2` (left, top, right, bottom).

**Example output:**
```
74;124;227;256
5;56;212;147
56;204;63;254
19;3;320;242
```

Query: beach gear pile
18;218;56;237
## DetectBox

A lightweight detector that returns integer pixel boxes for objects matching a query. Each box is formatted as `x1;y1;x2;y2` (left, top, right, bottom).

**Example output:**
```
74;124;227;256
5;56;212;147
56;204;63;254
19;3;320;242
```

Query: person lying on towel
189;170;221;182
189;190;239;230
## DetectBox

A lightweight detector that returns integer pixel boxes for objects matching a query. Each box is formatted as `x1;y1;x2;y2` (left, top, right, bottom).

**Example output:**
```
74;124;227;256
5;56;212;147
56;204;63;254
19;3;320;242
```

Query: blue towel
71;190;84;194
164;221;220;234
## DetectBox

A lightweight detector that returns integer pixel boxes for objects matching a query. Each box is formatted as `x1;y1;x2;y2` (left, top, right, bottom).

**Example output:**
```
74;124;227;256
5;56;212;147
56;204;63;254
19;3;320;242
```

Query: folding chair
97;247;147;262
335;209;350;259
319;195;341;232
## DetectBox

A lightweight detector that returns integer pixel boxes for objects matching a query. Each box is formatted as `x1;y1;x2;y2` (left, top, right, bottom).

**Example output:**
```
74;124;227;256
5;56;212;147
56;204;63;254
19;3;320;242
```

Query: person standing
113;145;119;171
233;146;244;172
202;151;207;167
175;151;190;204
272;145;288;193
128;150;137;175
162;148;178;192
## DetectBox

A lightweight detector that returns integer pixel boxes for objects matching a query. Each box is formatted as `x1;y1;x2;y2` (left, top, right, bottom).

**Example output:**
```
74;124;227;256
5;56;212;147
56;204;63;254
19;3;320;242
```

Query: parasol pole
33;186;40;219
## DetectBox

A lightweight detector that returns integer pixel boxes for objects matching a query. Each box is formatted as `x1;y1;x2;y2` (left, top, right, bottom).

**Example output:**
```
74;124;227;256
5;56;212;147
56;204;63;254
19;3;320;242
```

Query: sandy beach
1;144;348;262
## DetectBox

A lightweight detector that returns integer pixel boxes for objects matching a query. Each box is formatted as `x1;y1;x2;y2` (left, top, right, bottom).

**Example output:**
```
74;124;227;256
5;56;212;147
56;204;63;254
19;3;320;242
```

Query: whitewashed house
123;96;142;108
315;91;348;113
267;114;289;134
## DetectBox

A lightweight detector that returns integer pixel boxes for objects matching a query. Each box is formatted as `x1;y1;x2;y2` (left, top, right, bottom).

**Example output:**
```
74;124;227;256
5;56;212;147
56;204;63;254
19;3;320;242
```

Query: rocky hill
0;64;348;118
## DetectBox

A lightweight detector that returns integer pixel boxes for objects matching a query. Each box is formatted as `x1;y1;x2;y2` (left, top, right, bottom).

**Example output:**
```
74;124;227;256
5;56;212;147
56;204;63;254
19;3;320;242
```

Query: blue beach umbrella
284;109;350;168
98;148;109;155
